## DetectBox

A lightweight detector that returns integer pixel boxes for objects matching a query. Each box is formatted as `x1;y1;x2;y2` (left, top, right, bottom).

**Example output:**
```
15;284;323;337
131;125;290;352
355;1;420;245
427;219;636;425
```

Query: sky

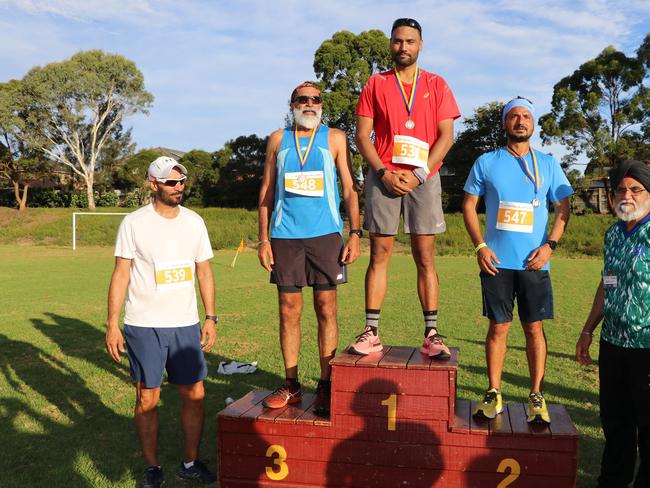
1;0;649;166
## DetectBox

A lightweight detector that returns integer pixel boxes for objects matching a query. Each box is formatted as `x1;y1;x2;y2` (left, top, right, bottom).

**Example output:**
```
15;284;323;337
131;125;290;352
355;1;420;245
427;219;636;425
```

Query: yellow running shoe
472;388;503;419
527;392;551;424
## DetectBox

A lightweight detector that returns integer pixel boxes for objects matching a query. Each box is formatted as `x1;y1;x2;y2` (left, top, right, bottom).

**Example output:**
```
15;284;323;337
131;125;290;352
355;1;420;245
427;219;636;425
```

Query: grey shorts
124;323;208;388
363;169;446;235
270;233;347;292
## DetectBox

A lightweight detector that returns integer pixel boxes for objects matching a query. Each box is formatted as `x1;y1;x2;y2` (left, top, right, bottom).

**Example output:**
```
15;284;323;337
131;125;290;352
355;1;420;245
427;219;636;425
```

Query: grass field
0;243;604;487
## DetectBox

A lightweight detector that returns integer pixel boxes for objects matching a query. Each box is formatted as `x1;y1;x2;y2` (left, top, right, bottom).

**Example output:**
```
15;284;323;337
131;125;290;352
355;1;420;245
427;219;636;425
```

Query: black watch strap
205;315;219;322
349;229;363;238
545;240;558;251
376;168;387;180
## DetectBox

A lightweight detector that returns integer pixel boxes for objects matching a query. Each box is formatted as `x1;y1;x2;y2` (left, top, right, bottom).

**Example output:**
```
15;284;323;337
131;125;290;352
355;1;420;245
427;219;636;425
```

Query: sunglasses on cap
292;95;322;105
156;175;187;187
392;18;422;35
514;96;533;104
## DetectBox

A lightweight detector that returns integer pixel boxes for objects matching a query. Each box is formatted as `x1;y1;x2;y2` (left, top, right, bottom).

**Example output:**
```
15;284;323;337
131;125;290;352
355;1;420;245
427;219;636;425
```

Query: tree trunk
86;176;96;210
13;181;29;211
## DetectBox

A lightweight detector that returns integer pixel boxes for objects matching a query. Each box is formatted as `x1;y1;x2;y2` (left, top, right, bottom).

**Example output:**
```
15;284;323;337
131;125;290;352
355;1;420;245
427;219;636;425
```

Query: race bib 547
496;201;534;233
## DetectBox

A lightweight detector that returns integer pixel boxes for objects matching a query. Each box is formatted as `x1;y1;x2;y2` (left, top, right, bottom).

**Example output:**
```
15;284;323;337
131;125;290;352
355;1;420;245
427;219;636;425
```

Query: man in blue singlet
257;82;361;416
463;97;573;425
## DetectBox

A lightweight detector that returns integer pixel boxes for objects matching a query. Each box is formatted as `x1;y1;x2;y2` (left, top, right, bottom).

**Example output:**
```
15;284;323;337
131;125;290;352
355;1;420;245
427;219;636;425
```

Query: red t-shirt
356;68;460;175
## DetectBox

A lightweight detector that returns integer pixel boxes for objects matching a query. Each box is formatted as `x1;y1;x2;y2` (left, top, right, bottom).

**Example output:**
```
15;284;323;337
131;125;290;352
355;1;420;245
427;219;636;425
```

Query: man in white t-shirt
105;156;217;488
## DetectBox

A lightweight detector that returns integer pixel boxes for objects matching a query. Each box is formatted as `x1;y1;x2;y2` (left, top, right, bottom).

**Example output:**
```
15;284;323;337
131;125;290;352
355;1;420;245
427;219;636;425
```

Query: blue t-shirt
463;147;573;270
270;125;343;239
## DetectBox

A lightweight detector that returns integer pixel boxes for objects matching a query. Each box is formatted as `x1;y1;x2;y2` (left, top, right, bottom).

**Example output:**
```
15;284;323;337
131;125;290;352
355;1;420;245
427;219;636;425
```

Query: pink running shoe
420;331;451;360
348;326;383;355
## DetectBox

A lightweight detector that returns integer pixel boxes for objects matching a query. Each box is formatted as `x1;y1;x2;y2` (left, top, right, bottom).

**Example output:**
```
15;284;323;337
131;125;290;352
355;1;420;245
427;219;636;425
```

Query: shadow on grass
0;313;288;487
458;337;583;362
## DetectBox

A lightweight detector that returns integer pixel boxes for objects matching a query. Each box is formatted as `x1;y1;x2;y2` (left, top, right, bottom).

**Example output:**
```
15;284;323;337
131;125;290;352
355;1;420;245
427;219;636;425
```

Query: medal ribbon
506;146;540;198
294;126;318;168
394;66;419;117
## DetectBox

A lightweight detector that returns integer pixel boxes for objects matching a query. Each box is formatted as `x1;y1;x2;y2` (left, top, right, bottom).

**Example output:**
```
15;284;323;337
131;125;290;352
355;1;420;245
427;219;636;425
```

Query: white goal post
72;212;129;250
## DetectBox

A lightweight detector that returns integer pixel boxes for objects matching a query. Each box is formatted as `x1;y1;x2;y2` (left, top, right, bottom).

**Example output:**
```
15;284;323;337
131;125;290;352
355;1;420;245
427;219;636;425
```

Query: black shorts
480;269;554;324
270;233;346;293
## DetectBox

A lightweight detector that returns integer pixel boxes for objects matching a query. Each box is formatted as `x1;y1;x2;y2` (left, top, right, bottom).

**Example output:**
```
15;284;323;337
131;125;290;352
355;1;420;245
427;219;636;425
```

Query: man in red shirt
347;18;460;358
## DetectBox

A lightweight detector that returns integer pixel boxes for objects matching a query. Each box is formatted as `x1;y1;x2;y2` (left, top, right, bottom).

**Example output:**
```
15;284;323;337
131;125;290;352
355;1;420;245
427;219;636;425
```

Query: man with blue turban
462;97;574;424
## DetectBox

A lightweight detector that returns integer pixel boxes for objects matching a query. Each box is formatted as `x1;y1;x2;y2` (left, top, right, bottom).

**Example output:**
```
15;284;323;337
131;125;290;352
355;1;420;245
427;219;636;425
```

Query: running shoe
313;380;331;417
347;326;383;355
262;381;302;409
420;330;451;360
176;459;217;484
527;391;551;424
142;466;163;488
472;388;503;419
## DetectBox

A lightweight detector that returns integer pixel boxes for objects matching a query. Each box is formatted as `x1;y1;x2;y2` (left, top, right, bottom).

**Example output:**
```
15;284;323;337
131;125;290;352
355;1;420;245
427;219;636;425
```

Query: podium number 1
265;445;289;481
381;394;397;431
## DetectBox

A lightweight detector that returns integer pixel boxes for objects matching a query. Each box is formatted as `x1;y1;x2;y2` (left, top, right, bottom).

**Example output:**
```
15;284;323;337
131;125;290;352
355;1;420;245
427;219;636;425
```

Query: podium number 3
496;458;520;488
381;394;397;431
265;445;289;480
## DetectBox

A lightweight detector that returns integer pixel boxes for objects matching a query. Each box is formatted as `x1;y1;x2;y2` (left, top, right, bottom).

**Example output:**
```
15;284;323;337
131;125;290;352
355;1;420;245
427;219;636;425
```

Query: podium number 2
265;445;289;481
496;458;520;488
381;394;397;431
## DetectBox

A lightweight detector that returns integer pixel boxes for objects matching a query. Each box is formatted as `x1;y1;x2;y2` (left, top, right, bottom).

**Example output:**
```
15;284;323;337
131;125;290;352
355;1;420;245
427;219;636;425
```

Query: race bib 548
284;171;324;197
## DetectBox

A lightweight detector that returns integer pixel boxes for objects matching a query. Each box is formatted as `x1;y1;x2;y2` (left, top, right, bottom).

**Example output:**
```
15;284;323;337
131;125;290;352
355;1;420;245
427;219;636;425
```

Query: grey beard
293;108;322;130
615;198;650;222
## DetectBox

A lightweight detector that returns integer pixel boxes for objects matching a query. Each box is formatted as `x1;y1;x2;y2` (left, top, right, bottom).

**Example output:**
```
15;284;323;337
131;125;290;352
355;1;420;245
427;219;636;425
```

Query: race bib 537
391;135;429;169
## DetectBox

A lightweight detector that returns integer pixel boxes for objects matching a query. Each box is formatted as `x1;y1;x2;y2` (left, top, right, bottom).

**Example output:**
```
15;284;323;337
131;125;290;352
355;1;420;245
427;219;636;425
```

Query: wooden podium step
218;346;578;487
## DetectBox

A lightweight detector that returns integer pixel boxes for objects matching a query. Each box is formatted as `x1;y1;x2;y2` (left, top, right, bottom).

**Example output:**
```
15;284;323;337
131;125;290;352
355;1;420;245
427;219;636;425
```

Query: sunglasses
392;18;422;35
293;95;322;105
514;96;533;105
156;176;187;187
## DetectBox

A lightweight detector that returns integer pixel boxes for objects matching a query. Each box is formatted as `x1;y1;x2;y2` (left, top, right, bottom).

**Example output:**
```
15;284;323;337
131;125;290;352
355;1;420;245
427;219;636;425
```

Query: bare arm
196;259;216;351
462;193;500;275
105;257;131;362
526;197;571;270
576;280;604;366
355;115;410;196
257;130;282;272
330;129;361;264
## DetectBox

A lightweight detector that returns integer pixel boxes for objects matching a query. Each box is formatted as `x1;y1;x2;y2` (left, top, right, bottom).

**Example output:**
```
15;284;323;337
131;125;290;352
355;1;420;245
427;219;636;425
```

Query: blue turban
502;98;535;125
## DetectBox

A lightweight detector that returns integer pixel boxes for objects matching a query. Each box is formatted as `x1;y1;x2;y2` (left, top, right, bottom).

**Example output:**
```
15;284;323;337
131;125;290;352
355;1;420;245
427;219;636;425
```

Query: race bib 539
154;261;194;290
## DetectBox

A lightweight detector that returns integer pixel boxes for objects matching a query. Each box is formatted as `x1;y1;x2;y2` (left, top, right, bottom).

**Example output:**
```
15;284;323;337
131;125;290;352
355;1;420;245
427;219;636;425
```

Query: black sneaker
176;459;217;484
142;466;164;488
314;380;331;417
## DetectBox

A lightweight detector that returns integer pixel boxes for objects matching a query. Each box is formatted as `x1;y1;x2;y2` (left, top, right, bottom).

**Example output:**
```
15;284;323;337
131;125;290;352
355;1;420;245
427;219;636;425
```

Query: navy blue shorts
124;323;208;388
480;269;554;324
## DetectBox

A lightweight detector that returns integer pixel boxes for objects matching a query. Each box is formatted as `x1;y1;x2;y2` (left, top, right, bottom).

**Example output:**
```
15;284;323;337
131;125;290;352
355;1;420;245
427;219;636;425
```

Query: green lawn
0;244;603;487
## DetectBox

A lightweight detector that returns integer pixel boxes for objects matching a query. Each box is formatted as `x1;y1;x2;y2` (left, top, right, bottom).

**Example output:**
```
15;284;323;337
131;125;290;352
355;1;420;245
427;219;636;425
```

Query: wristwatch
376;168;387;180
205;315;219;322
545;240;558;251
349;229;363;238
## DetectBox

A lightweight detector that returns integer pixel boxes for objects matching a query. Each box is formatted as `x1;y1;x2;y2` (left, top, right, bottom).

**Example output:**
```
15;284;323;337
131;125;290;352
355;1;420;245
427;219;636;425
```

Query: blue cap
502;97;535;125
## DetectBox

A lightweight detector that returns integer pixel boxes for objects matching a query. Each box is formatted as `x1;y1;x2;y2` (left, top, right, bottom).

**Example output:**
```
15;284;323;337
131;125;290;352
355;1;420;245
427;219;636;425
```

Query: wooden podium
218;346;578;487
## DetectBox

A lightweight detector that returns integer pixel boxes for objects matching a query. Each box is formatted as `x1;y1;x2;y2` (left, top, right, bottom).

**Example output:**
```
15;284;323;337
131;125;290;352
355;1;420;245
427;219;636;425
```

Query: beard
615;197;650;222
293;106;322;130
506;125;532;143
156;187;183;207
392;50;417;68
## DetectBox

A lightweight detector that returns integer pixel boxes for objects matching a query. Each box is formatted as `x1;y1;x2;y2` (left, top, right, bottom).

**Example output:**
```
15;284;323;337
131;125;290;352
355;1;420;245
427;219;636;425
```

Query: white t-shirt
114;203;214;327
